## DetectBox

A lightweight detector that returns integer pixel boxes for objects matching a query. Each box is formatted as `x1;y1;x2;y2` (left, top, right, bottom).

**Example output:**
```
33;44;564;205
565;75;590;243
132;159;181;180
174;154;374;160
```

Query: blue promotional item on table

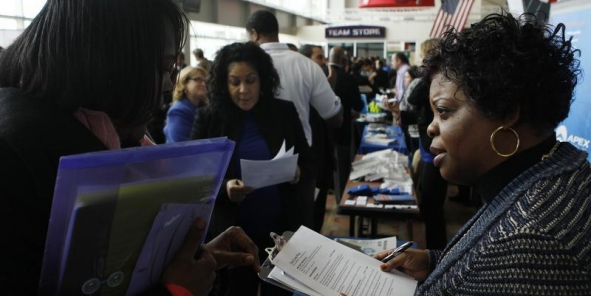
38;138;235;296
359;124;407;155
347;184;373;196
374;194;415;205
360;94;369;114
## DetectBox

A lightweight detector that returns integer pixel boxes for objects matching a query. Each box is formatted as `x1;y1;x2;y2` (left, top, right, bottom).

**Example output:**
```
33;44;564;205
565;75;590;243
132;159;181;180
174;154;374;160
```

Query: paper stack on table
241;140;298;189
349;149;409;181
267;226;417;296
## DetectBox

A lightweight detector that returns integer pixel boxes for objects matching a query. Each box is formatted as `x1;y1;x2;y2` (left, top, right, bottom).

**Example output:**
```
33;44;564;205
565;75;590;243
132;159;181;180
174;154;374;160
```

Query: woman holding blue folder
0;1;260;296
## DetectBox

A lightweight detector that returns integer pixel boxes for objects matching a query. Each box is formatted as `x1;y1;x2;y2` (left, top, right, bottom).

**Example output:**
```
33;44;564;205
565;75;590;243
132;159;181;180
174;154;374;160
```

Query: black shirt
475;134;559;203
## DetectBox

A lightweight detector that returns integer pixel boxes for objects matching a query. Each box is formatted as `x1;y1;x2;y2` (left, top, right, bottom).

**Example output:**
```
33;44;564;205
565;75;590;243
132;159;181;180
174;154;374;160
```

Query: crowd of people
1;0;590;296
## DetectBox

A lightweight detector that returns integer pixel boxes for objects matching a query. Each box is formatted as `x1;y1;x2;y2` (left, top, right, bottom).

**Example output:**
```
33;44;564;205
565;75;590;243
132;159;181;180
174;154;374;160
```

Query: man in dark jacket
328;47;364;203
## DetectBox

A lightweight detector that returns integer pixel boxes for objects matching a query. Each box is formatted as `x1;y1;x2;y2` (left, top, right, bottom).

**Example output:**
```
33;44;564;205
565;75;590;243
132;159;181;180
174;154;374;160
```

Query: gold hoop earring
490;126;520;158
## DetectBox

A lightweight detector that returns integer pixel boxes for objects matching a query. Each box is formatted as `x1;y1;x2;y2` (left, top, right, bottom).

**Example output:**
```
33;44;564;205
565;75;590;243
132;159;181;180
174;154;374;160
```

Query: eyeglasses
187;77;207;83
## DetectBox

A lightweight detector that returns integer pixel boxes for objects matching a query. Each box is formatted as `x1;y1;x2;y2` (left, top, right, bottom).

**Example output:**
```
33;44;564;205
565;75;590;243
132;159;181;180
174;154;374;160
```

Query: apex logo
556;125;590;149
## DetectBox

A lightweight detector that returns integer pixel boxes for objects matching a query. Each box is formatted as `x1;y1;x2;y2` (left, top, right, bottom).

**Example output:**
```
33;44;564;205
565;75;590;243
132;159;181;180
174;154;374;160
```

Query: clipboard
258;231;300;293
38;138;235;296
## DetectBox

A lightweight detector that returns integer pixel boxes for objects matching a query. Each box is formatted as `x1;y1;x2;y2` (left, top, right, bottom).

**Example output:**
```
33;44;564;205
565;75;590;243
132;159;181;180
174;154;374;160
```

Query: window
0;0;19;17
23;0;46;19
0;17;18;30
0;0;45;46
188;21;248;65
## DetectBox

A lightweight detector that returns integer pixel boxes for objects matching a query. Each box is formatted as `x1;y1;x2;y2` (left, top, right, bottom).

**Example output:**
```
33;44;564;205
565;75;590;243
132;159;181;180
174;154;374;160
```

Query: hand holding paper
226;179;254;202
373;248;430;280
290;166;301;184
241;140;299;189
267;226;417;296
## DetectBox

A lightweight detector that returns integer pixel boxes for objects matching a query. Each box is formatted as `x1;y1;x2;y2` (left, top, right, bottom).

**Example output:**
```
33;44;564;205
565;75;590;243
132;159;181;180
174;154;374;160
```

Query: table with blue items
358;123;407;155
338;176;421;238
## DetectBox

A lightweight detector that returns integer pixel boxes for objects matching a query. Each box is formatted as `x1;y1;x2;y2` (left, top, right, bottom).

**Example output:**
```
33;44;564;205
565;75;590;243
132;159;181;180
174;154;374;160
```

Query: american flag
430;0;476;38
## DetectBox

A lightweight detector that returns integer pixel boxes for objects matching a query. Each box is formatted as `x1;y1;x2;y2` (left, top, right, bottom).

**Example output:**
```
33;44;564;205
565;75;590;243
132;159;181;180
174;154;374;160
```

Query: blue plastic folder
38;138;234;296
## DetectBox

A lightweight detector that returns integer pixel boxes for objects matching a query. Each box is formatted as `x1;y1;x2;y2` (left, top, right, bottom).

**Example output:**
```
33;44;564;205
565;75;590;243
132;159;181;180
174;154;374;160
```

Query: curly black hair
423;11;581;130
208;42;280;113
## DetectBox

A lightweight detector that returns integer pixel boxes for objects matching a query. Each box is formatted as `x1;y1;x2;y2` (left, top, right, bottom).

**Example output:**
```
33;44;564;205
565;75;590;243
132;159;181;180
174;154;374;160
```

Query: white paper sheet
269;267;323;296
334;237;397;256
272;226;417;296
241;140;298;189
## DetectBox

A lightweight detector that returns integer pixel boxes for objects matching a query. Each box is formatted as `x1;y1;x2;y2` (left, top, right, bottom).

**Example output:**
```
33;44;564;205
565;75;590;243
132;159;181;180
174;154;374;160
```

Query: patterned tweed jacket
417;143;591;296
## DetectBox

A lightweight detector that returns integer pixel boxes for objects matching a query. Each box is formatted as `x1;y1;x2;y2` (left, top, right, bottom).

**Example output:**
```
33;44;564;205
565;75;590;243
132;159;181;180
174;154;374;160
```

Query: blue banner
552;4;591;160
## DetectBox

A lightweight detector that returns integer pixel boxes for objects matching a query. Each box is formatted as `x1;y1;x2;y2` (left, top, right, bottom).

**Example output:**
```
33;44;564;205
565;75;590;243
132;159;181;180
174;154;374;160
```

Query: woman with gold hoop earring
489;125;521;158
340;11;591;296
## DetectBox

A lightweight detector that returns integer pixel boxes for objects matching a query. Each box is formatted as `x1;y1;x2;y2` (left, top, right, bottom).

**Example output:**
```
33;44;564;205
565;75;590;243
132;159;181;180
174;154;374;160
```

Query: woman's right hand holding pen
226;179;254;202
374;248;431;280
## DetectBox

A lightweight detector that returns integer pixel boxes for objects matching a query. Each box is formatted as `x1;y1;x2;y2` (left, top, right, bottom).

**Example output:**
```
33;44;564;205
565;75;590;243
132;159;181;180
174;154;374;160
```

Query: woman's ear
504;104;521;129
248;29;260;43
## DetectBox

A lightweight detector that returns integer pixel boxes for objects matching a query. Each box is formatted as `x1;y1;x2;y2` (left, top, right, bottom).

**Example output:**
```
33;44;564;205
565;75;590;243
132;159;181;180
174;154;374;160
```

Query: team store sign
326;26;386;38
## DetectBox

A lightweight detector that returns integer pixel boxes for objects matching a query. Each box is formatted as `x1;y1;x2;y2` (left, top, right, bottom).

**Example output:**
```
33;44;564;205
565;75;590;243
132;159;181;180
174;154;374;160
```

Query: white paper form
269;267;323;296
241;140;298;189
272;226;417;296
335;236;397;256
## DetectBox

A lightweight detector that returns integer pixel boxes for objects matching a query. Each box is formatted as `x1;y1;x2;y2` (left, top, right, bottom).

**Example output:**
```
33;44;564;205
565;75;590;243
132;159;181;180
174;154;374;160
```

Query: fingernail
380;264;387;270
244;255;254;264
196;219;206;230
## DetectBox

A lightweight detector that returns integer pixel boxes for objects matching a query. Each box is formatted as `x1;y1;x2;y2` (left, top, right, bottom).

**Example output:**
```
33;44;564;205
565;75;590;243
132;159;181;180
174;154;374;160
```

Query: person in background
193;48;213;72
368;58;389;96
299;44;335;232
0;1;261;296
381;58;391;75
383;65;421;157
350;60;370;87
299;44;329;76
191;42;313;296
391;52;410;102
164;66;209;143
401;46;450;250
246;10;342;237
287;43;298;52
246;10;343;146
328;46;363;205
344;12;590;296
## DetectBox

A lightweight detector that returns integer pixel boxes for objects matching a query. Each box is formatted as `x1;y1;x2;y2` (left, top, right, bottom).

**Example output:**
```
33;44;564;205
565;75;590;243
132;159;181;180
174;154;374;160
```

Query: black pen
381;241;414;263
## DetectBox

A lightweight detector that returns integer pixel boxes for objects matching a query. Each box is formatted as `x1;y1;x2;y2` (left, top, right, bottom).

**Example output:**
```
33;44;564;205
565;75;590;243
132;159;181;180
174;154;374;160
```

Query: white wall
217;0;247;28
329;0;346;10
